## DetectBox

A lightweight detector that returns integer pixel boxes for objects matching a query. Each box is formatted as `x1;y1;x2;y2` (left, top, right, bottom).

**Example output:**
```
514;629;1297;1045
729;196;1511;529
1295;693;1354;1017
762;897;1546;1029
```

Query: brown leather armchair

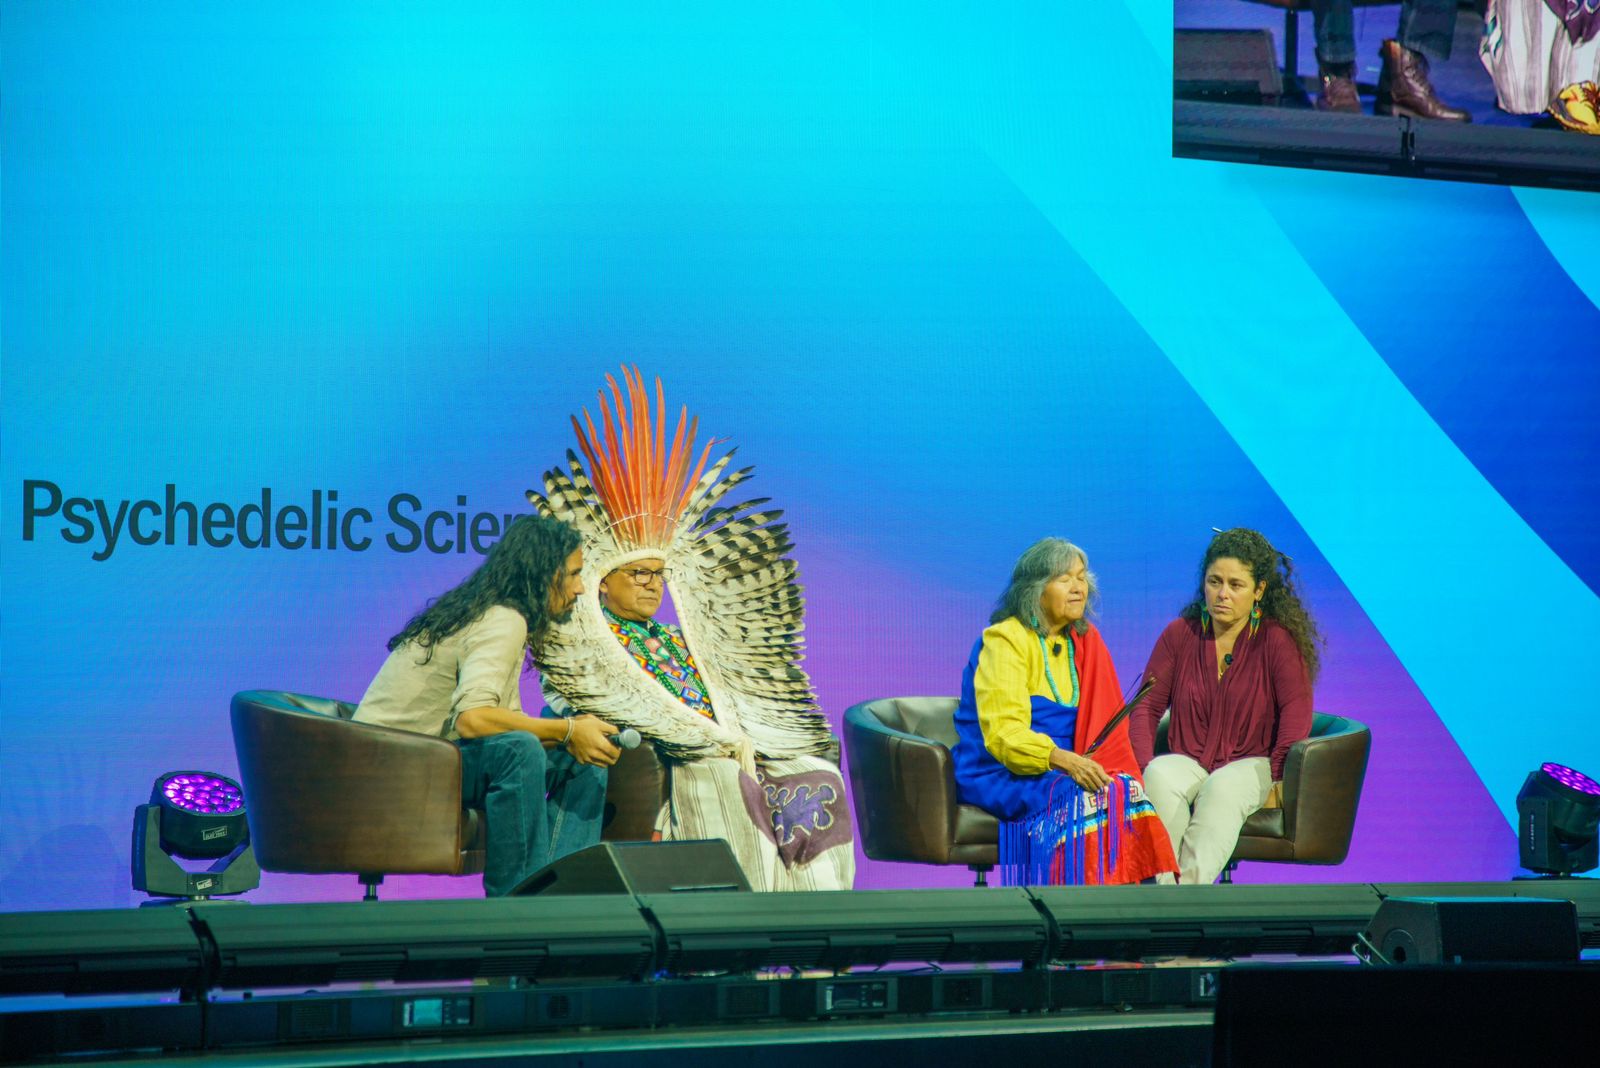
843;697;997;885
229;690;485;899
1156;710;1371;880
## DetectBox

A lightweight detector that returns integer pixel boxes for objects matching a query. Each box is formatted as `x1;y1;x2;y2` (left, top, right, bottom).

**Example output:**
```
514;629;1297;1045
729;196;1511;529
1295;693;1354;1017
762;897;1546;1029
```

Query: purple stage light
136;769;257;898
1519;761;1600;876
160;773;244;815
1541;762;1600;798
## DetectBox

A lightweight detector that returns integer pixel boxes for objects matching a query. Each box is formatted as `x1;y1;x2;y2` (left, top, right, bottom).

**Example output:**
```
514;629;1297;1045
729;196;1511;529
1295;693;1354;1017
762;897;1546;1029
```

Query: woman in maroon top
1129;529;1322;885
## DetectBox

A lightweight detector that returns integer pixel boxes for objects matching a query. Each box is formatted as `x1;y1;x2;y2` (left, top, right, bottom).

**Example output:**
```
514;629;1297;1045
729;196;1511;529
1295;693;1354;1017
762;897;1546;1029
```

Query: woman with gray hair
952;538;1177;885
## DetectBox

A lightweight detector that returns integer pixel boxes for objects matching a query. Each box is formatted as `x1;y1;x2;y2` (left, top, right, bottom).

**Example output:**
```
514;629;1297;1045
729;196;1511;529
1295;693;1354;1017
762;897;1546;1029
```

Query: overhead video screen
1174;1;1600;189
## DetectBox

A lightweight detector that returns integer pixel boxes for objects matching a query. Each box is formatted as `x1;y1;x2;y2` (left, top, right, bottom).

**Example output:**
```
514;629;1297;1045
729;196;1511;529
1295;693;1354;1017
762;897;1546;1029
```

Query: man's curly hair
387;514;580;668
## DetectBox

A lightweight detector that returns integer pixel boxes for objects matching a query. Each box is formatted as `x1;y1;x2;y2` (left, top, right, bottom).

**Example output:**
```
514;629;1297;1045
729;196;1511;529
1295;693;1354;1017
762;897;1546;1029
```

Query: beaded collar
604;607;715;716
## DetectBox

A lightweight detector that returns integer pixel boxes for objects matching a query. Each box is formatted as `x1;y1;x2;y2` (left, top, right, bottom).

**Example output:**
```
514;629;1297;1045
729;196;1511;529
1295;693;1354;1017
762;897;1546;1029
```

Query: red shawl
1068;624;1141;780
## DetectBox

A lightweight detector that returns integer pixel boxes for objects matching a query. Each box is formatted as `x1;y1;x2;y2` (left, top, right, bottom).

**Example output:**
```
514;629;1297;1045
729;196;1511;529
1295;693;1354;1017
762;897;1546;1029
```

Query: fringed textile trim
1000;774;1142;886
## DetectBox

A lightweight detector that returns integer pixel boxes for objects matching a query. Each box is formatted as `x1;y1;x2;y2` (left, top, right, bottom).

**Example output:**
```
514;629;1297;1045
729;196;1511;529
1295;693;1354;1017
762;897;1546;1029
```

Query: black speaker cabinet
1215;964;1600;1065
1174;30;1283;105
512;840;751;896
1365;896;1578;964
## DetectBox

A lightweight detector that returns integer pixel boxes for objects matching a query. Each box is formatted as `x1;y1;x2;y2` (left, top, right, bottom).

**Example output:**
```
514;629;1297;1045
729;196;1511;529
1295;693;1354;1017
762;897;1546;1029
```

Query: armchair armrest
603;742;669;842
1279;713;1371;862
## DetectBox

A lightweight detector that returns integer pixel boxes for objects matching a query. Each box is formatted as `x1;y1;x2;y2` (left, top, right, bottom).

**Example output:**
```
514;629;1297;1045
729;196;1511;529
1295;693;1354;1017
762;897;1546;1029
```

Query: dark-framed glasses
615;566;671;587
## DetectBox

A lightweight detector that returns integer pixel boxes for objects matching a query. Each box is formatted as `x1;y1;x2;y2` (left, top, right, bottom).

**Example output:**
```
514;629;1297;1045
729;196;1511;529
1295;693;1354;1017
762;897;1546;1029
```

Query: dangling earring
1200;606;1211;634
1249;601;1261;637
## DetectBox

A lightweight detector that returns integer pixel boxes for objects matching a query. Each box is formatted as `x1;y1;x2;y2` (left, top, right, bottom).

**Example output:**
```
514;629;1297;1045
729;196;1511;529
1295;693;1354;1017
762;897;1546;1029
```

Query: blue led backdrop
4;1;1597;909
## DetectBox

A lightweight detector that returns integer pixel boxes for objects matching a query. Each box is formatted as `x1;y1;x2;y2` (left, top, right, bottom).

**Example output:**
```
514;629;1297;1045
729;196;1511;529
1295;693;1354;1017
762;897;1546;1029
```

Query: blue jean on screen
1312;0;1459;64
456;731;607;896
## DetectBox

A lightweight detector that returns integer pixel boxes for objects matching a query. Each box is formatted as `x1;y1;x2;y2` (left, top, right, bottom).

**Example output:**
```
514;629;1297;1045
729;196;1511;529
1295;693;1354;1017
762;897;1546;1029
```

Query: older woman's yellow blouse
972;616;1079;776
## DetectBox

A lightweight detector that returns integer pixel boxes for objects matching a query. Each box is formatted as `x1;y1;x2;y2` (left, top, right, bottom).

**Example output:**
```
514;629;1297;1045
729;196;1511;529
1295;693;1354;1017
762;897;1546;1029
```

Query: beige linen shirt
353;605;528;739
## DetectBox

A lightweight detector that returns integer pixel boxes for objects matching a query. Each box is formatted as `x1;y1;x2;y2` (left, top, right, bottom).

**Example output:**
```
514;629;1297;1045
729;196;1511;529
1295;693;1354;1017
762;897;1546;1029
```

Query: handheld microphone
1223;653;1233;666
1052;643;1062;656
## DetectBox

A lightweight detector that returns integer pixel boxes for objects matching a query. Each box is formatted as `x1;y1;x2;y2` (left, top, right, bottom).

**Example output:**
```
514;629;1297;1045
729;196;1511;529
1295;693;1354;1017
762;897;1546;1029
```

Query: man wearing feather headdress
531;368;855;892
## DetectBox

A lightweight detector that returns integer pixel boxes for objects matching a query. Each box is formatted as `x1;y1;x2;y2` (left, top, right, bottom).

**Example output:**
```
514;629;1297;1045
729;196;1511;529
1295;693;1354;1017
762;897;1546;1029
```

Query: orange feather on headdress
530;366;832;760
570;366;715;549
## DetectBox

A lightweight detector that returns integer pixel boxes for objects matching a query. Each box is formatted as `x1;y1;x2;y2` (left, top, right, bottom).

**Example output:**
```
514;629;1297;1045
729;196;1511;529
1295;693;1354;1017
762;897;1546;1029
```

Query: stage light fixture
1517;762;1600;877
132;771;260;901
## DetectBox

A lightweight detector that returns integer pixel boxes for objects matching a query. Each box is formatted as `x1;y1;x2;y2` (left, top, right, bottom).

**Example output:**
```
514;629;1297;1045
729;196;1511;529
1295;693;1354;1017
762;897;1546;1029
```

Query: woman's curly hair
387;514;580;667
1179;527;1323;683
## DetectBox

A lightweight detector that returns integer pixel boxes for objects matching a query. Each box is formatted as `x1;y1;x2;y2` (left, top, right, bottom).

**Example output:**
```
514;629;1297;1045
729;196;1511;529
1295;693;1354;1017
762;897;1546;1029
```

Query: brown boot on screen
1316;64;1361;113
1375;39;1470;122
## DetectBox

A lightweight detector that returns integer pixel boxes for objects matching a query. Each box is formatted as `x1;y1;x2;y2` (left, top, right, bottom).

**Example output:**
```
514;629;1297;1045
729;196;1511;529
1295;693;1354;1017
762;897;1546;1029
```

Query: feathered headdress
528;367;832;760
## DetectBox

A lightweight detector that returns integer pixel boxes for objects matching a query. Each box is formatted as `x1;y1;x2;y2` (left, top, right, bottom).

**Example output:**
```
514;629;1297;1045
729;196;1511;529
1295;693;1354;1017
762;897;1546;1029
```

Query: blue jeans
457;731;607;896
1312;0;1459;64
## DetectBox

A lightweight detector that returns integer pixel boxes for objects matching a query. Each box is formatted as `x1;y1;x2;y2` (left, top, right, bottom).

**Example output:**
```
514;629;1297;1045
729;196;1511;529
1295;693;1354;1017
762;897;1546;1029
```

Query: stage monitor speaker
1363;896;1578;965
513;840;750;897
1174;30;1282;105
1374;879;1600;950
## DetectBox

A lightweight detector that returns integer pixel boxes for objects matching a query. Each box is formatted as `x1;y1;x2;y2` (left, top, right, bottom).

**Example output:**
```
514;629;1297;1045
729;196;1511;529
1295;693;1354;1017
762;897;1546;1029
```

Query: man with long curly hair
355;514;621;896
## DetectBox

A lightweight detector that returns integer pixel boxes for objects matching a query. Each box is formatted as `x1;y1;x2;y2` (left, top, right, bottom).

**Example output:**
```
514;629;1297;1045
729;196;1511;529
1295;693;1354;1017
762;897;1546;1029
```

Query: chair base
360;873;383;901
971;865;993;887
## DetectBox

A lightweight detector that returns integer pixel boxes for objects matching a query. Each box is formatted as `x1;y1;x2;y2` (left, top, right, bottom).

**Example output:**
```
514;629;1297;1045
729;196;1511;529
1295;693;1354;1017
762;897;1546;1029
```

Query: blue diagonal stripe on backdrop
847;1;1600;826
1513;187;1600;314
1251;174;1600;596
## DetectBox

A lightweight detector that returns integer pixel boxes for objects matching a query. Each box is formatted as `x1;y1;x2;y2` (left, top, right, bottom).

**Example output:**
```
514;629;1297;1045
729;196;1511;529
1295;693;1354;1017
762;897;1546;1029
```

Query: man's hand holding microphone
566;714;641;767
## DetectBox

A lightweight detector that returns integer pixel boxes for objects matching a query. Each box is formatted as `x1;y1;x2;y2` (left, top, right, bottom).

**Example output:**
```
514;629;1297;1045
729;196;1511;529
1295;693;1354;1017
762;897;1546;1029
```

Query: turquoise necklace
1035;629;1080;707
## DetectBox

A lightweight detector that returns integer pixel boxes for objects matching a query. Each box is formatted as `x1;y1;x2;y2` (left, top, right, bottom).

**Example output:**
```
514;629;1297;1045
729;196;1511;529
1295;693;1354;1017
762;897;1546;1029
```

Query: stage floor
25;1008;1216;1067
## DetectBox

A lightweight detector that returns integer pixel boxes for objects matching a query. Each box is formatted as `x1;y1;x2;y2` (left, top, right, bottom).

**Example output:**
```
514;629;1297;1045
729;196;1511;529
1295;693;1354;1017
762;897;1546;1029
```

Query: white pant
1143;753;1272;886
